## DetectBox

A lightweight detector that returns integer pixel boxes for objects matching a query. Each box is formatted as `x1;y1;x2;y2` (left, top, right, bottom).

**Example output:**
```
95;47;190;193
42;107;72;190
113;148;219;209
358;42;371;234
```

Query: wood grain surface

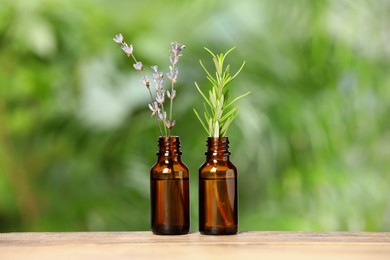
1;231;389;259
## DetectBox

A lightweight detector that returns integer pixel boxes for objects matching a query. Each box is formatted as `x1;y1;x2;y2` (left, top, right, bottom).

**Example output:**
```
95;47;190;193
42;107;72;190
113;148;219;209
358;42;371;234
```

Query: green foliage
194;47;249;137
0;0;389;232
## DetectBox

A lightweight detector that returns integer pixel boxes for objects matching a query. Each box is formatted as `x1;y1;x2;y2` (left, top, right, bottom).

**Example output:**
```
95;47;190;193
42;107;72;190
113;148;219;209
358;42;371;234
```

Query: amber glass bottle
150;136;190;235
199;137;238;235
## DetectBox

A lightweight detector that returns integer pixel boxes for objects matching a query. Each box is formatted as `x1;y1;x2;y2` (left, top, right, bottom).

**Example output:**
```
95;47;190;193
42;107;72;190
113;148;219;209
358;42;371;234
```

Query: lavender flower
169;54;177;65
165;119;176;129
171;42;185;55
133;61;143;71
121;43;133;57
166;66;178;83
148;102;159;116
113;34;185;137
152;66;164;79
113;34;123;44
141;75;150;88
156;91;165;104
158;111;167;121
167;90;176;100
151;65;164;91
169;42;185;65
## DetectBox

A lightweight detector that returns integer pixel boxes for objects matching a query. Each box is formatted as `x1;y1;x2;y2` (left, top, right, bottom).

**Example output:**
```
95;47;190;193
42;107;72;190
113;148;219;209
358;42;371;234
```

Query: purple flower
151;65;164;90
169;54;179;65
169;42;185;65
151;66;163;80
148;102;159;116
167;90;176;100
167;66;178;83
171;42;185;55
121;43;133;57
113;38;186;134
158;111;167;121
133;61;143;71
113;34;123;44
156;91;165;104
164;119;176;129
141;75;150;88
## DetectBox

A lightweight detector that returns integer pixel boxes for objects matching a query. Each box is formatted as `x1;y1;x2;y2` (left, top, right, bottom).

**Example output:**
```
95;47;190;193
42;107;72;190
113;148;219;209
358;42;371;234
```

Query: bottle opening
206;137;230;156
157;136;182;156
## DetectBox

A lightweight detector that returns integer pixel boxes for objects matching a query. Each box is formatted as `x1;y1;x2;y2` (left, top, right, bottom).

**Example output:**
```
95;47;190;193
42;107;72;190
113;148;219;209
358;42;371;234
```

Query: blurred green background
1;0;389;232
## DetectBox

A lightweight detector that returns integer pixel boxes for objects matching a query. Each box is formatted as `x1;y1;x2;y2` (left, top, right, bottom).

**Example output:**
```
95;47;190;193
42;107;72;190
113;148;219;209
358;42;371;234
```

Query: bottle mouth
206;136;230;144
207;136;229;141
157;136;182;155
159;135;180;140
206;137;230;156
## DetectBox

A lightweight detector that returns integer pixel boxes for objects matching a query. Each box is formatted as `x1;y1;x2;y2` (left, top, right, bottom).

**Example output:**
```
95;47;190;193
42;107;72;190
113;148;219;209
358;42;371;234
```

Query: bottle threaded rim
206;137;230;156
157;136;182;156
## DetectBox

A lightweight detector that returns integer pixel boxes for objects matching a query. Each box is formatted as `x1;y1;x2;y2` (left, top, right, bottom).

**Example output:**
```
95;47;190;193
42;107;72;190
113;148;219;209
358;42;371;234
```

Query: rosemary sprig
194;47;250;137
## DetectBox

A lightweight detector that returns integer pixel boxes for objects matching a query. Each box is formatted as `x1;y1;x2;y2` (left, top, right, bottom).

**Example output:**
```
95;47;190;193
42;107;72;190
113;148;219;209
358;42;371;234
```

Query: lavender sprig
166;42;185;136
113;34;162;135
113;34;185;137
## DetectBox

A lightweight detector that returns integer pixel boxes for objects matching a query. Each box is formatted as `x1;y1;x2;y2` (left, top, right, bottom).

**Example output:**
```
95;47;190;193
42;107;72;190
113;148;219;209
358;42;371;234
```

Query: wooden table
0;231;389;259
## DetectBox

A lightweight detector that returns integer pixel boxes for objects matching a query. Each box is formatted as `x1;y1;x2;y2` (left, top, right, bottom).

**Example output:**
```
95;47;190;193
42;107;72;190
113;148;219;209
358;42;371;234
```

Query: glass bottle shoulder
199;157;237;179
151;157;189;179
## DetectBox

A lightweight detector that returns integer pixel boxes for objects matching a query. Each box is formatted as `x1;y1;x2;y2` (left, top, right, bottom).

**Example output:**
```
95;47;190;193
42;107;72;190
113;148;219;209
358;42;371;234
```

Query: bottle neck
205;137;231;160
157;136;182;160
